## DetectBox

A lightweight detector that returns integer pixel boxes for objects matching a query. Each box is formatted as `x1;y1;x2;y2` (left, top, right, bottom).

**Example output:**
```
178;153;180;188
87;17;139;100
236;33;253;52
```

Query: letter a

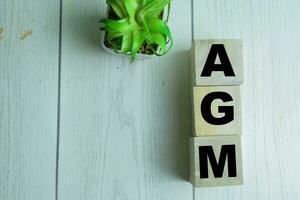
201;44;235;77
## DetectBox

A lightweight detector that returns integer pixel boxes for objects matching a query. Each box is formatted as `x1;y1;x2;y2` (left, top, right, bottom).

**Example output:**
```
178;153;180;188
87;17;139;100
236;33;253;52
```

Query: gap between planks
55;0;63;199
191;0;195;200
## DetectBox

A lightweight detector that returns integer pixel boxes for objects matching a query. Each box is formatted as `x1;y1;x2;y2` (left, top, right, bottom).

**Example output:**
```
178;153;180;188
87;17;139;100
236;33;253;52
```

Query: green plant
100;0;173;61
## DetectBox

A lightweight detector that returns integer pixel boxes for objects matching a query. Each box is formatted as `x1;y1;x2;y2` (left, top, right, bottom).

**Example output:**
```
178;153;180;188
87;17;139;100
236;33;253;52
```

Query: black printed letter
201;44;235;77
199;145;237;178
201;92;234;125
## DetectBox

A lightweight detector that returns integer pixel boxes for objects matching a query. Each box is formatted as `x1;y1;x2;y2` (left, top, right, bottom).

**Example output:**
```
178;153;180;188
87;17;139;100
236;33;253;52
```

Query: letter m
198;145;237;179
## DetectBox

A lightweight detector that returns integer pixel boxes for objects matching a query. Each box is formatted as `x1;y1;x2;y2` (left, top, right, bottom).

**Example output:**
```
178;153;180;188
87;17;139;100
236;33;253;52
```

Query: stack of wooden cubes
190;40;244;187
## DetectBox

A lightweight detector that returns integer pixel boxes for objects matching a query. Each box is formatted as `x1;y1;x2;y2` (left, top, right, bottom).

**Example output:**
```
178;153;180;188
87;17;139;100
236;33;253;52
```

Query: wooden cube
189;135;243;187
191;39;243;86
192;86;242;136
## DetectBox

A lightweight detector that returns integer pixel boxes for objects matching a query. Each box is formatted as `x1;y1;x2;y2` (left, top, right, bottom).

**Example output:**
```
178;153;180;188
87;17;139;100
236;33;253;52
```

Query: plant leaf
131;30;147;61
107;0;126;18
150;32;167;54
141;0;170;17
123;0;138;21
107;32;124;41
115;0;128;16
147;17;172;40
121;32;133;53
147;17;173;54
100;17;134;32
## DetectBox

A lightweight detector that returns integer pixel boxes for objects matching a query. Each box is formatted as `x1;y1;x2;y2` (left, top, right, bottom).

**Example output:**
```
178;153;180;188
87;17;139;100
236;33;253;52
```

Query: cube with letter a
191;39;243;86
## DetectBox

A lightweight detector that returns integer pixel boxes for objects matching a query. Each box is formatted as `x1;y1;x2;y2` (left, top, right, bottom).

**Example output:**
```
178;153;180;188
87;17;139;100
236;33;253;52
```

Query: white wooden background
1;0;300;199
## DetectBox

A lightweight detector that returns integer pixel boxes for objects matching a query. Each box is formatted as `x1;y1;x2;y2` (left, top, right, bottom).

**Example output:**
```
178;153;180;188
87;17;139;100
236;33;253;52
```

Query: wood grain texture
0;0;59;199
57;0;193;199
193;0;300;199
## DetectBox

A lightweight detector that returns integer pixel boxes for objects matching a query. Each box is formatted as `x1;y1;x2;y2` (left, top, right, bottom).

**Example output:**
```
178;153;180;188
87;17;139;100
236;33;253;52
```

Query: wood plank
193;0;300;199
0;0;60;199
57;0;193;199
